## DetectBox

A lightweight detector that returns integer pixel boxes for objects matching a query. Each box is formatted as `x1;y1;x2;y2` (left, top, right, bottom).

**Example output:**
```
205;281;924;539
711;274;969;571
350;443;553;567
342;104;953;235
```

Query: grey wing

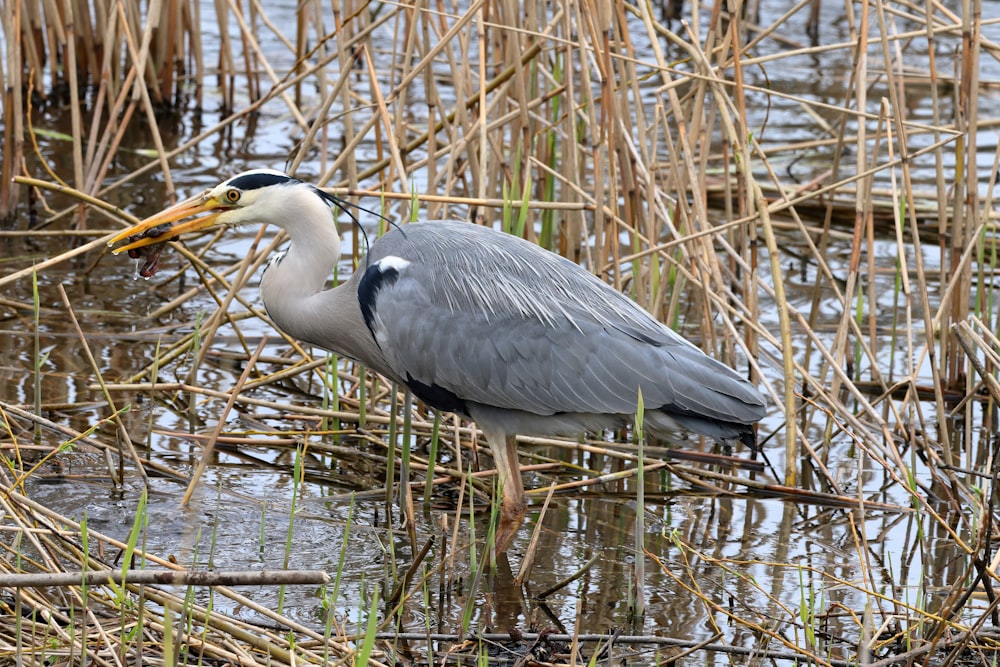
381;298;761;422
362;235;764;425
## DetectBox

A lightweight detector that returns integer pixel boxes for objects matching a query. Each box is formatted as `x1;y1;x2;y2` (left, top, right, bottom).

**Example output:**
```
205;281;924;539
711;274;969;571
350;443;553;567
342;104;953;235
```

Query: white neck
258;191;341;340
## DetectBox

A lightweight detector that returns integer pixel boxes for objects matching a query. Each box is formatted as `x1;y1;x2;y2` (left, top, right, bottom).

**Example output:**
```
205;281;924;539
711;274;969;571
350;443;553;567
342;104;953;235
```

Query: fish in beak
107;192;226;256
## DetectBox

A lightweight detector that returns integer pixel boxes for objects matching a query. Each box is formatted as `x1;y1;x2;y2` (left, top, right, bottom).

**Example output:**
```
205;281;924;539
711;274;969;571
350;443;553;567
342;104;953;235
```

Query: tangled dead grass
3;0;1000;664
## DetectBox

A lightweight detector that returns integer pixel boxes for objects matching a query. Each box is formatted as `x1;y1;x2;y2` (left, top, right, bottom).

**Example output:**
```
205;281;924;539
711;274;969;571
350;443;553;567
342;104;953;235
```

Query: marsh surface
3;1;1000;664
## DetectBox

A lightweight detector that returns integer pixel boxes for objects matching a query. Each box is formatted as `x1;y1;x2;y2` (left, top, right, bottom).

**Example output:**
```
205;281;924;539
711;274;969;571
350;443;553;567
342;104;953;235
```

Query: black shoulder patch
406;374;469;417
227;172;297;191
357;263;400;336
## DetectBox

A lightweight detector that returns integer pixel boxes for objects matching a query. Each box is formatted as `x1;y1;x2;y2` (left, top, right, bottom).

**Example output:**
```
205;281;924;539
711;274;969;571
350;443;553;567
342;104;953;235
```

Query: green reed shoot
162;606;176;667
180;574;199;663
539;55;562;252
201;484;222;636
410;182;420;223
330;493;354;613
358;364;367;427
110;487;147;606
457;468;482;636
259;497;268;555
664;235;684;333
421;565;434;664
320;582;336;667
798;566;816;649
355;583;380;667
386;386;399;509
501;181;514;235
515;155;532;239
502;140;521;237
501;141;532;239
31;270;46;443
890;253;903;385
278;445;305;615
383;517;400;604
188;311;204;426
631;389;646;623
423;414;441;512
80;513;90;614
191;310;203;361
889;195;909;385
322;352;340;436
459;553;483;637
485;485;499;571
466;467;477;573
131;508;152;655
145;336;163;452
584;644;603;667
378;191;390;237
108;488;147;658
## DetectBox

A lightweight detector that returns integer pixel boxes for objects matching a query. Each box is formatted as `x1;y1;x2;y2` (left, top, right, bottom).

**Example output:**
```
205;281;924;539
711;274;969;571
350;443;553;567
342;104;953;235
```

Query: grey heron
109;169;767;552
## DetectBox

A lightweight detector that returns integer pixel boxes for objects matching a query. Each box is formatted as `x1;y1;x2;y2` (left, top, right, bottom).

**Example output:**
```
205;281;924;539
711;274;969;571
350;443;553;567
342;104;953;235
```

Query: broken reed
5;0;999;484
4;1;1000;663
7;0;1000;581
1;0;251;218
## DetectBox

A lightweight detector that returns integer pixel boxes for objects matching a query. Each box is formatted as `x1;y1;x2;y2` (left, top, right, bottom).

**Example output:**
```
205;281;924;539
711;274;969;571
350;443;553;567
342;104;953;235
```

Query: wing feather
360;221;765;427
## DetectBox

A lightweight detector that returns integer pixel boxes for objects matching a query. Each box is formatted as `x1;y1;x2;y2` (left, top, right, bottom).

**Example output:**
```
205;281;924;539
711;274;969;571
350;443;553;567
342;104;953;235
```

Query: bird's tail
647;411;759;453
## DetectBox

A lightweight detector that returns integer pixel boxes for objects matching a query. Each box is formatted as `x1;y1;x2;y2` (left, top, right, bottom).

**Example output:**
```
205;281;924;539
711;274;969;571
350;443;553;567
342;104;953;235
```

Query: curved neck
258;227;392;377
258;187;341;333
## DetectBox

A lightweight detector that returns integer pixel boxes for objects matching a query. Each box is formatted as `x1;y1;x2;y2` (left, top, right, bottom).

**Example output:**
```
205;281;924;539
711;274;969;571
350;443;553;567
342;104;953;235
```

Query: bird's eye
225;189;241;203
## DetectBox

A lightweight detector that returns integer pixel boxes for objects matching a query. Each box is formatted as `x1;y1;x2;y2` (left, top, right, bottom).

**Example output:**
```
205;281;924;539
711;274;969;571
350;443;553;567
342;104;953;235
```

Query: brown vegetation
2;0;1000;664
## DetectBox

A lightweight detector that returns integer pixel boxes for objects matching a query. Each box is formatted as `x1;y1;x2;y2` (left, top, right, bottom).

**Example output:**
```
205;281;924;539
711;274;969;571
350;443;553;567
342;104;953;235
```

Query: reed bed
3;0;1000;664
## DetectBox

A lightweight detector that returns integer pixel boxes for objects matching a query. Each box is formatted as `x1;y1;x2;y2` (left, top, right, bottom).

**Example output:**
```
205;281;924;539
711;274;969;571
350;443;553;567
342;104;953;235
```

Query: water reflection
5;1;1000;663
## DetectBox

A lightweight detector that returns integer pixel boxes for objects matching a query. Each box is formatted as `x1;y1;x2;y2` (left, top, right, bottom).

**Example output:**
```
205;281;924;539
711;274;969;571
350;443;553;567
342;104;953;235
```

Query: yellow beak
108;193;225;255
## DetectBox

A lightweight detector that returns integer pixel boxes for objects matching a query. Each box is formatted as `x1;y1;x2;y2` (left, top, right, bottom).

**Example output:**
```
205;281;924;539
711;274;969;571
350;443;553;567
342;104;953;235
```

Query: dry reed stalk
2;0;201;224
180;338;268;504
0;569;329;588
9;0;1000;661
0;7;23;219
0;481;381;666
56;283;148;485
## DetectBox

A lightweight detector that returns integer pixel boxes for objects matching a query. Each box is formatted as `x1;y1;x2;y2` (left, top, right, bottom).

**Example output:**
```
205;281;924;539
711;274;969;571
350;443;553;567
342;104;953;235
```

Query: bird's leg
491;433;526;553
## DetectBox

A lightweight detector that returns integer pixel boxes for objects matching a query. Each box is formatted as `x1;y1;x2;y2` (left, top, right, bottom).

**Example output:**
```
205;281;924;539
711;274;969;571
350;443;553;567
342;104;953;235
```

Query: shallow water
3;0;1000;663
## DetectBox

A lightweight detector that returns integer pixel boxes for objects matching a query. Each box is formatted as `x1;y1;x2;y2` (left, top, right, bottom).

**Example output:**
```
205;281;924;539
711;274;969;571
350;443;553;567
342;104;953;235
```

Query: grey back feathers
315;221;765;444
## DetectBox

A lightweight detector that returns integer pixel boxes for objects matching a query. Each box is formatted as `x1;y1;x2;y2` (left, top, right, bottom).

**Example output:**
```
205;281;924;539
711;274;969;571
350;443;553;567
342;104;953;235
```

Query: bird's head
108;169;331;255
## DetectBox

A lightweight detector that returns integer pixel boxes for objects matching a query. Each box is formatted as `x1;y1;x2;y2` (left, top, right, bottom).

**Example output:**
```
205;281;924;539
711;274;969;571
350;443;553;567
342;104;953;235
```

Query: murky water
4;1;1000;663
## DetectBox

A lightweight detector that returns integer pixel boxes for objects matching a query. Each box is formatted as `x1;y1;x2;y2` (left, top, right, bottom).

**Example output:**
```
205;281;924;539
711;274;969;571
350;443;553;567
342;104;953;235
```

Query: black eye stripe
226;172;297;191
